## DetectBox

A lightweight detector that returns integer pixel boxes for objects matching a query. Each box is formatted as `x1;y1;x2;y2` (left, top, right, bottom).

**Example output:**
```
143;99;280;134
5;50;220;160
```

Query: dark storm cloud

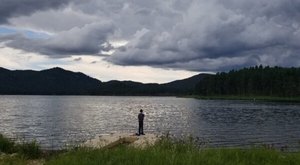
1;0;300;71
106;0;300;71
0;0;71;24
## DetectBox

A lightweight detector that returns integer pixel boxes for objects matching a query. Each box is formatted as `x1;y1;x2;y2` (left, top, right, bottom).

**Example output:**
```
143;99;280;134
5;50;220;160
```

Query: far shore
182;95;300;103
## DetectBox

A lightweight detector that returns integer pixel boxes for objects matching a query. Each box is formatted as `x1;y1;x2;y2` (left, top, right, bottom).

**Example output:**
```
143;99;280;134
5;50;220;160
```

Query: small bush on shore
0;134;15;154
16;140;41;159
0;134;41;159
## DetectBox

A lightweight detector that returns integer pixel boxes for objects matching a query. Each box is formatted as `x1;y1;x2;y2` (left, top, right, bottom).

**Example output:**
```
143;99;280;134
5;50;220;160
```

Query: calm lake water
0;95;300;150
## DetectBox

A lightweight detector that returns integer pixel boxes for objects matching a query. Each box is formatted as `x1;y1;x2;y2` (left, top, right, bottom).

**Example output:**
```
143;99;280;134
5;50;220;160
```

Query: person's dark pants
139;121;144;135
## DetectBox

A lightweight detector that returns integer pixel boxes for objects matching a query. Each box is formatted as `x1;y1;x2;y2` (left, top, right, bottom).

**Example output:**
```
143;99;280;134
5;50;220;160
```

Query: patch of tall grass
0;156;28;165
0;134;41;159
16;140;41;159
0;134;16;154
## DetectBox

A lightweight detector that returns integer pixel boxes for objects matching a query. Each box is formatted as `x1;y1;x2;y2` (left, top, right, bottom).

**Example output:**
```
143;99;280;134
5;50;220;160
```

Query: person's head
140;109;143;113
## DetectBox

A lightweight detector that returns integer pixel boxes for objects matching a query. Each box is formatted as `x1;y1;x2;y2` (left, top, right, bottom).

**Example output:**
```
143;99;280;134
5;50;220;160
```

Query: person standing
138;109;145;136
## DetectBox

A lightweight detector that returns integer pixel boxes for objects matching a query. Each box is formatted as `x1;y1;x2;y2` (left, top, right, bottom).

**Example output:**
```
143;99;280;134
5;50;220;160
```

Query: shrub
0;134;15;154
16;140;42;159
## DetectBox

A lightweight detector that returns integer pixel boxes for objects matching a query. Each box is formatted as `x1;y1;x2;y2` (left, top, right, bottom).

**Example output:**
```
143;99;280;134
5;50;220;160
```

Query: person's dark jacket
138;113;144;122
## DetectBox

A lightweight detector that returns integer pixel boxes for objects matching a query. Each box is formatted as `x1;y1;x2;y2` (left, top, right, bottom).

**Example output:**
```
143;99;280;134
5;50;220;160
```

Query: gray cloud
106;0;300;71
73;57;82;61
2;22;115;56
0;0;71;24
1;0;300;72
9;8;97;32
42;22;115;55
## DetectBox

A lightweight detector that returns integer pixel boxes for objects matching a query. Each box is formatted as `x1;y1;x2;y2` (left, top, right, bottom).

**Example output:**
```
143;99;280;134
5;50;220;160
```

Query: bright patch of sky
0;26;17;34
0;26;50;39
101;40;128;55
23;30;50;39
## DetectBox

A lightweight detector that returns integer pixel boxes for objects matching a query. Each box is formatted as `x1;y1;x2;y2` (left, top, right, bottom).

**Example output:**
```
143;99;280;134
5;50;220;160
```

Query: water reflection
0;96;300;150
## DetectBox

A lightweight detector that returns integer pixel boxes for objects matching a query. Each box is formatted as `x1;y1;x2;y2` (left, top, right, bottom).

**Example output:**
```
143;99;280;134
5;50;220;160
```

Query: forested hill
162;73;209;93
0;67;102;95
0;67;208;95
196;66;300;97
2;66;298;96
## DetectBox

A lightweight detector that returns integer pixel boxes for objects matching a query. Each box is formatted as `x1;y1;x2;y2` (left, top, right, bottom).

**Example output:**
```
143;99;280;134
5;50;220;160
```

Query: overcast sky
0;0;299;83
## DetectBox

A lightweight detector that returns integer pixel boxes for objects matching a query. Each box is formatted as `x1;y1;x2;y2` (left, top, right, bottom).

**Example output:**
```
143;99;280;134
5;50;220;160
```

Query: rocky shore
83;133;160;149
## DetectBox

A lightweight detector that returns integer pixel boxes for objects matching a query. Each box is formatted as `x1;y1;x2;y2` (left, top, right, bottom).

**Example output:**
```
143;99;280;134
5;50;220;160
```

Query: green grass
186;95;300;103
46;139;300;165
0;157;28;165
0;134;42;159
16;140;42;159
0;134;15;154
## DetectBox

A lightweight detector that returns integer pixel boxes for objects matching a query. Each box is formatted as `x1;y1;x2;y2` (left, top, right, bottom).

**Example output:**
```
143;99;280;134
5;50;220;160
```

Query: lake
0;95;300;150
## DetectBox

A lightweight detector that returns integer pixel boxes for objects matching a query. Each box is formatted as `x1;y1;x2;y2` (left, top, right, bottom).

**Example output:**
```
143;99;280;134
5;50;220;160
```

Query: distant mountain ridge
0;67;209;95
0;67;101;95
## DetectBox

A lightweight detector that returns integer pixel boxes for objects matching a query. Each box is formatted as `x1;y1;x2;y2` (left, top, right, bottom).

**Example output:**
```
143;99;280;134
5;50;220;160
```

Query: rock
9;153;18;158
27;159;45;165
83;133;160;149
130;133;160;148
0;152;5;159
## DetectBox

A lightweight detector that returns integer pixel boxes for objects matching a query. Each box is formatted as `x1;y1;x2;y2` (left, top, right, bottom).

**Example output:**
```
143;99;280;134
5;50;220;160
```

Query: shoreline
182;95;300;103
83;133;160;149
1;133;300;164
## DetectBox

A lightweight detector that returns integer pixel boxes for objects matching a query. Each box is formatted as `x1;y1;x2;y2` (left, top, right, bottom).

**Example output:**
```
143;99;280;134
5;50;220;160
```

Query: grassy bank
0;134;43;165
185;95;300;103
46;142;300;165
1;134;300;165
0;134;41;159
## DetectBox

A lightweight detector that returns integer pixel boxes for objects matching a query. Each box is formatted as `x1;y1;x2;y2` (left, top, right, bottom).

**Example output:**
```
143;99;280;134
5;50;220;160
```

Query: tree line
196;66;300;97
